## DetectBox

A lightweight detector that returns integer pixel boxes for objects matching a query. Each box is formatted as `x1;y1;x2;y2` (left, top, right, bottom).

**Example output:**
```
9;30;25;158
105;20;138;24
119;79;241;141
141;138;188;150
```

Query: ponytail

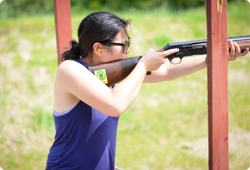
61;40;84;61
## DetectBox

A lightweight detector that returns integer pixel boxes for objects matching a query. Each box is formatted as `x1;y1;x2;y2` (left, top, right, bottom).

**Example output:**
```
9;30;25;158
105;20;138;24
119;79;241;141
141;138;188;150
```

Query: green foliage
0;0;246;19
0;63;8;115
0;0;53;18
33;106;54;131
167;0;205;10
13;56;24;67
153;34;173;47
70;0;165;10
166;0;243;10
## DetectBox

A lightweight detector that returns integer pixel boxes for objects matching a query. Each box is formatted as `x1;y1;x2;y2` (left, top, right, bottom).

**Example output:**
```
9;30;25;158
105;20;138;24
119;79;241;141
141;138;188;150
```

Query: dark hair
61;11;130;61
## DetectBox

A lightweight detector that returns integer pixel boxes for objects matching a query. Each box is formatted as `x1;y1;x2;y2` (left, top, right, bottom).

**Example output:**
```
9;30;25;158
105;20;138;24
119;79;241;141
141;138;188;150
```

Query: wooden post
54;0;72;65
206;0;229;169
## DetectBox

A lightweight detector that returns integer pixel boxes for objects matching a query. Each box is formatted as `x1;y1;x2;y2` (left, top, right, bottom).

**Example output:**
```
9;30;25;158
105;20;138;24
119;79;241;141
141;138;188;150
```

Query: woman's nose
125;48;130;54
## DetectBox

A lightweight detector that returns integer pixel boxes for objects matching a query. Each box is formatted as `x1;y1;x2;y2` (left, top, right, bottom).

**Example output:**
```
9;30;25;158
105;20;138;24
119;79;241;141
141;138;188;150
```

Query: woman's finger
244;48;249;54
228;40;237;60
230;40;236;59
161;48;179;58
234;42;241;54
241;48;249;56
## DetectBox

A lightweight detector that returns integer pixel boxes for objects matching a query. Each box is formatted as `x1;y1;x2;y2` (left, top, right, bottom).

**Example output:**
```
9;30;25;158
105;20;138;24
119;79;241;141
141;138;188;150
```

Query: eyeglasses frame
101;37;130;53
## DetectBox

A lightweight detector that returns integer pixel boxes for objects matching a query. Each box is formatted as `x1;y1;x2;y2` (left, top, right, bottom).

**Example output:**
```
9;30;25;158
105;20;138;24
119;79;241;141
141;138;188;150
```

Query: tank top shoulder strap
75;59;88;69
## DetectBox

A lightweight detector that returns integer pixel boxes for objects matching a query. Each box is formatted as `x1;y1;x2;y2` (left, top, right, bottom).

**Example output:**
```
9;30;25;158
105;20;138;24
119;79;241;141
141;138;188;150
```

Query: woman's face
101;30;130;63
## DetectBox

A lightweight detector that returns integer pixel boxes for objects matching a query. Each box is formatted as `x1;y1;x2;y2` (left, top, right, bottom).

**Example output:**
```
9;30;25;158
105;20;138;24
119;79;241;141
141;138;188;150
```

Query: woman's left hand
228;40;249;61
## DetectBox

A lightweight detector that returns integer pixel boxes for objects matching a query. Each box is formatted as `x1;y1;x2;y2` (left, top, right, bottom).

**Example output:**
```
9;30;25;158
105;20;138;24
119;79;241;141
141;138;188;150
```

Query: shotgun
88;35;250;86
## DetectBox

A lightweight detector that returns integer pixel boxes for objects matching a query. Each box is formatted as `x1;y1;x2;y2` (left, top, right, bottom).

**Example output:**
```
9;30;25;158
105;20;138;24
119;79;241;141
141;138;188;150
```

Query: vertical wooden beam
54;0;72;65
206;0;228;169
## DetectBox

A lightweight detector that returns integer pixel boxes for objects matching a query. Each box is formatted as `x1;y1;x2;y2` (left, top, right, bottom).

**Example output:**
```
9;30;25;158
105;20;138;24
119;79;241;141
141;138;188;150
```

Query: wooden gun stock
88;35;250;87
88;56;142;87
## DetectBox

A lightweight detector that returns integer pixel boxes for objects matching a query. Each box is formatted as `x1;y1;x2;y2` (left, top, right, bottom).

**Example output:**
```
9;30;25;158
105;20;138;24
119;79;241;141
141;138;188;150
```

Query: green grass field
0;2;249;170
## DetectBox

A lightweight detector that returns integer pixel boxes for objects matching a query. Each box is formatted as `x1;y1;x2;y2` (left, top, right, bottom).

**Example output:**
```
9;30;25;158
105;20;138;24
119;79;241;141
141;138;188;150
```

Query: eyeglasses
101;37;130;53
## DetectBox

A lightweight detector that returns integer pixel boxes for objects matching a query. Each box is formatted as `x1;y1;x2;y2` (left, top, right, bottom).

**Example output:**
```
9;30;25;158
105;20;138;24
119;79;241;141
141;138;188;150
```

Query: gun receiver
88;35;250;86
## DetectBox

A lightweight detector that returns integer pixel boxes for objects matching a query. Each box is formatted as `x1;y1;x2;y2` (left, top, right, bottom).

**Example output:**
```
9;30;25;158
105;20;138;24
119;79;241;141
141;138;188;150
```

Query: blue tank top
46;59;120;170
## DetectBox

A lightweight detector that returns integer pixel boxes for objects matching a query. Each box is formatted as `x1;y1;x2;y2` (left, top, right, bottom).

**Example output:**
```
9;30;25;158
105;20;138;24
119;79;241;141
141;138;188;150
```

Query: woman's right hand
140;48;179;71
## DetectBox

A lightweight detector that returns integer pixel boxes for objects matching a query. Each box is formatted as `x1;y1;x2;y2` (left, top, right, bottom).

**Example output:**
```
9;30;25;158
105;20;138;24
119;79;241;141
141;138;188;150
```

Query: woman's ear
93;42;102;58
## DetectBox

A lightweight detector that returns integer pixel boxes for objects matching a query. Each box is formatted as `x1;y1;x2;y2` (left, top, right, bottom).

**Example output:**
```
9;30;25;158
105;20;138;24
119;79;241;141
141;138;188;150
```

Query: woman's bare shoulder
58;60;84;70
54;60;94;91
57;60;89;76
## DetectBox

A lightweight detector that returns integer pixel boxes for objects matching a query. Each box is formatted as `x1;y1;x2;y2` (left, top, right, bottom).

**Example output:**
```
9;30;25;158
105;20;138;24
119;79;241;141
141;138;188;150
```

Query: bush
0;0;243;19
0;0;53;18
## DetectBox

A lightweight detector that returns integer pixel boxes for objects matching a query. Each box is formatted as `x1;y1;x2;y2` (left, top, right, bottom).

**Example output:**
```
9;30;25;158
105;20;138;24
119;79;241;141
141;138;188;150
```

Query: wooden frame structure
53;0;229;169
206;0;228;169
54;0;72;65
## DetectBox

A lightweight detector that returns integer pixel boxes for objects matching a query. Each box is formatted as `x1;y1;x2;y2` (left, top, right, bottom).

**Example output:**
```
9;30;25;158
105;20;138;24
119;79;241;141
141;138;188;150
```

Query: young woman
46;11;249;170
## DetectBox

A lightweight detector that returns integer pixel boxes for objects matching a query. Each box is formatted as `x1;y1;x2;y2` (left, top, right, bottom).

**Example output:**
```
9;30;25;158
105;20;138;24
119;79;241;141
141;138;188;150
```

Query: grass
0;2;249;170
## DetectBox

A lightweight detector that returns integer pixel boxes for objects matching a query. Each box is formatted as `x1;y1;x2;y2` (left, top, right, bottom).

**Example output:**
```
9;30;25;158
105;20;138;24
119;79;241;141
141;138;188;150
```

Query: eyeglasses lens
124;42;128;53
124;38;130;53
